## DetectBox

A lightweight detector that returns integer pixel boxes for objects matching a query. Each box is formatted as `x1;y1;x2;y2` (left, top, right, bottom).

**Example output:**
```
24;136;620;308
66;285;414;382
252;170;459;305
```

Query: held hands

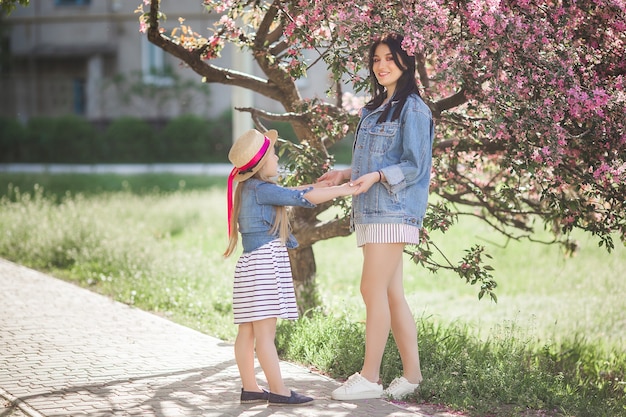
317;169;350;186
316;168;381;195
300;176;359;204
349;171;380;195
339;181;359;196
317;180;359;196
310;180;335;188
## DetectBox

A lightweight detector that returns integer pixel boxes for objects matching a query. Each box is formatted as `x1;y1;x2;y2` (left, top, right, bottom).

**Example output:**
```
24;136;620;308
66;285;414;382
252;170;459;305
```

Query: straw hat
228;129;278;181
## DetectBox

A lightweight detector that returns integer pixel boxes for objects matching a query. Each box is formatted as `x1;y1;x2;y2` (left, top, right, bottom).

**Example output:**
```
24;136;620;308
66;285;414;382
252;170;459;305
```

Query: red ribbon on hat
227;136;271;236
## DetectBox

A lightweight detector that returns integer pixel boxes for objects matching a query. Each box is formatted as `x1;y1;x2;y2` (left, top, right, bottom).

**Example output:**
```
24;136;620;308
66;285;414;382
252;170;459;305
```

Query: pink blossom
467;19;482;35
593;163;610;180
482;14;496;28
140;0;626;252
214;0;233;13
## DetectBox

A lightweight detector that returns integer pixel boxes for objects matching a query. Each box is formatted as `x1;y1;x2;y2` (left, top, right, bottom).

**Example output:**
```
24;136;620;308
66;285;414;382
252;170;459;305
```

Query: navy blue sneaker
268;390;314;406
240;388;269;404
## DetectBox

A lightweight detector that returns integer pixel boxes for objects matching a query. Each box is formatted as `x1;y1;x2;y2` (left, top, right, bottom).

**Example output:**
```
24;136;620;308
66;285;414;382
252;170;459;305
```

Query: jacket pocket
367;122;398;154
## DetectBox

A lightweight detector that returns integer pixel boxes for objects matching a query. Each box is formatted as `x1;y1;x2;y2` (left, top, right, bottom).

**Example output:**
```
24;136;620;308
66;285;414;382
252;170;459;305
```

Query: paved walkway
0;259;458;417
0;163;234;176
0;163;351;176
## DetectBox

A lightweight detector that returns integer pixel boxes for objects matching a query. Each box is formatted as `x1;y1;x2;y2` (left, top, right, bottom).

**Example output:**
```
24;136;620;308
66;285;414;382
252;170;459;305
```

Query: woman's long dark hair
364;33;420;123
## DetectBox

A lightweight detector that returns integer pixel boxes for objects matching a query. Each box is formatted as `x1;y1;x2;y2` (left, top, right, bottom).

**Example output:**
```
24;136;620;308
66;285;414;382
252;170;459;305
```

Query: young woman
319;33;435;401
224;128;355;406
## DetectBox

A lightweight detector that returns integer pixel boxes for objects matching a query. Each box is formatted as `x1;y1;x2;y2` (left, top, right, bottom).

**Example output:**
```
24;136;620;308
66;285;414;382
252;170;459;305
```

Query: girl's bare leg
252;318;291;396
359;242;404;383
234;322;263;391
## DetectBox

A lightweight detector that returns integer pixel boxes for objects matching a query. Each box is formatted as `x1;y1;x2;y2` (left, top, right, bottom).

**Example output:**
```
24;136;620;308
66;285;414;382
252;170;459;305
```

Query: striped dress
232;239;298;324
355;223;420;247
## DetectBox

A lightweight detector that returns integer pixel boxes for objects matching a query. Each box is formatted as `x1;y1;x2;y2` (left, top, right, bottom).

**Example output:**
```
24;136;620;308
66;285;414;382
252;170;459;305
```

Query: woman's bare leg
359;242;404;383
388;258;423;384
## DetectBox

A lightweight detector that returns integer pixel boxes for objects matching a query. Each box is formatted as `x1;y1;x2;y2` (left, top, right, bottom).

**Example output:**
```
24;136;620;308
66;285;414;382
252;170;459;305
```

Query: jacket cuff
380;166;406;194
295;187;316;208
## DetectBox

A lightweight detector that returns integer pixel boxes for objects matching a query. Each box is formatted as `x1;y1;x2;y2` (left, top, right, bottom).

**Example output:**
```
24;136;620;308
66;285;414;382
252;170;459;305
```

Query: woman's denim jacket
238;178;315;253
350;93;434;230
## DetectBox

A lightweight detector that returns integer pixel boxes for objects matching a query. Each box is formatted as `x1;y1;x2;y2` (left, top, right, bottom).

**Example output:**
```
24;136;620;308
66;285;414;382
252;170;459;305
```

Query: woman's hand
350;171;381;195
310;180;334;188
318;168;351;186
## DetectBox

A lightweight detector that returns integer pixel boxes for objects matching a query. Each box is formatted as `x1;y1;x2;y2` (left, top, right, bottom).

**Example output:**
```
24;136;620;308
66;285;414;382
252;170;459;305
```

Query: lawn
1;172;624;416
314;203;626;352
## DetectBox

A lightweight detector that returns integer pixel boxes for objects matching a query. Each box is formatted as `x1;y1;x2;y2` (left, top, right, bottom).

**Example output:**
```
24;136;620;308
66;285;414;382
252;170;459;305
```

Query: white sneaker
383;376;420;400
331;372;383;400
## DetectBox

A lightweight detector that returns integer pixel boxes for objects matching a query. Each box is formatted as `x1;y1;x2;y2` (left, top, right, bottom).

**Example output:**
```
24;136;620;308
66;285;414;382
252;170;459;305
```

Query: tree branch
416;53;430;89
235;107;308;123
292;216;352;248
270;39;290;56
432;89;468;116
250;1;300;105
266;19;284;45
146;0;284;101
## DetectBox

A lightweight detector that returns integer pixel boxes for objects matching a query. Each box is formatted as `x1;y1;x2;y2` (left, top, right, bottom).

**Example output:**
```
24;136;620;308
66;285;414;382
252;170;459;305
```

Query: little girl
224;129;355;406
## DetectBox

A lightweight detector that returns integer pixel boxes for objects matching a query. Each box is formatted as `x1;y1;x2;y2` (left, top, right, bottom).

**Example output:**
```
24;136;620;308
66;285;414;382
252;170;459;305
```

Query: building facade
1;0;332;130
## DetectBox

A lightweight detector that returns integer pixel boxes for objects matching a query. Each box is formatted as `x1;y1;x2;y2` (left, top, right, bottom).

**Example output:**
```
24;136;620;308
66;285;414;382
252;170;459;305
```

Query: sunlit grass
0;180;238;340
0;172;224;197
1;174;624;347
314;221;626;352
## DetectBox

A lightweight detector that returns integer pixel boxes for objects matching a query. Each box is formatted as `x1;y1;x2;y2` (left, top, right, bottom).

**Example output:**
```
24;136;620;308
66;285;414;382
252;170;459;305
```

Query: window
0;35;11;75
73;78;86;115
141;37;173;86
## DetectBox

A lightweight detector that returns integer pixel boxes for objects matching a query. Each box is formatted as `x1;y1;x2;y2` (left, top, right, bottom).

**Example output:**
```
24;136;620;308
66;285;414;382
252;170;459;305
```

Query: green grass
0;172;224;197
0;173;625;416
314;220;626;352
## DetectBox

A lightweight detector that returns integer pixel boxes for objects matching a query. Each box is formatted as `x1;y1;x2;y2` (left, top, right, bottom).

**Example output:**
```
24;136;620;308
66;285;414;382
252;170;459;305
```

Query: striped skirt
232;239;299;324
355;223;420;247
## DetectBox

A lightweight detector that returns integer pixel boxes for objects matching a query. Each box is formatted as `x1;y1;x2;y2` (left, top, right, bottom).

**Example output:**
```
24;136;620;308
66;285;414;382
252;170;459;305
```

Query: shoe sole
268;400;314;406
331;392;382;401
240;399;268;404
384;387;419;400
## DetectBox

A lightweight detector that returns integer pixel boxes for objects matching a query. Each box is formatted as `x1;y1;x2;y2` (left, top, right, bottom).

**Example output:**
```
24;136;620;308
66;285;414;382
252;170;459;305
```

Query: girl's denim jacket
351;93;434;230
238;178;315;253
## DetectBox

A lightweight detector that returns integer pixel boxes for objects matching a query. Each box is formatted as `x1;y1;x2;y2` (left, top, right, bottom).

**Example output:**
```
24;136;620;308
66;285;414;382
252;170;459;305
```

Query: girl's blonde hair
223;171;291;258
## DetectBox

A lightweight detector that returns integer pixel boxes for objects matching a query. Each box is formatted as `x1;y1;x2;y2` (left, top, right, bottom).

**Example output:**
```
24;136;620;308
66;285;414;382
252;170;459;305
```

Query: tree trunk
288;205;352;314
288;245;320;316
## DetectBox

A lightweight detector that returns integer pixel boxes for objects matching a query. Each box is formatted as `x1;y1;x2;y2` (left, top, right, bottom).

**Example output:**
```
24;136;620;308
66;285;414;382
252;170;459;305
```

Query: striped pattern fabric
232;239;299;324
355;223;420;247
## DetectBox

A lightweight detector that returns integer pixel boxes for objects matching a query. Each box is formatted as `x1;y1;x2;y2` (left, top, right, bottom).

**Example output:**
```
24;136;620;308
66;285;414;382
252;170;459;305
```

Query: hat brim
234;129;278;181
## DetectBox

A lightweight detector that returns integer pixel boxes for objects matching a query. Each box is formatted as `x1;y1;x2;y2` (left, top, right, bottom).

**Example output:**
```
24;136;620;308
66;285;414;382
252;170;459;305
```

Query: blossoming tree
138;0;625;310
0;0;28;15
